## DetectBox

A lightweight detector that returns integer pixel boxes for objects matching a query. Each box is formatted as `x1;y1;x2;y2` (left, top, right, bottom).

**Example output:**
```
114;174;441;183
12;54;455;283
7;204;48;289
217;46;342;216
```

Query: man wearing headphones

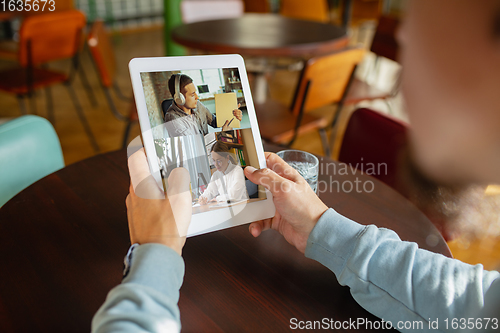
164;74;242;138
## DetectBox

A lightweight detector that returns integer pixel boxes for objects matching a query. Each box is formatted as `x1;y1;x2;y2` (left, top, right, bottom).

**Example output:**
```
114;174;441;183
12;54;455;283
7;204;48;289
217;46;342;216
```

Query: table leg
252;73;268;104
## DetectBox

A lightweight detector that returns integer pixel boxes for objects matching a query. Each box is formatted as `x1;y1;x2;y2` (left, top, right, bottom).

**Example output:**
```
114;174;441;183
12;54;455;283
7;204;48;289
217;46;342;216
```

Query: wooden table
171;14;349;103
171;14;348;58
0;147;451;332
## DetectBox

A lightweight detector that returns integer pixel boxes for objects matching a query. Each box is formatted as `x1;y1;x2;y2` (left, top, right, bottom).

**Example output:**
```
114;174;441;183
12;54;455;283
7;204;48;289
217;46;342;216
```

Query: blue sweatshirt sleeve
91;243;184;333
305;209;500;333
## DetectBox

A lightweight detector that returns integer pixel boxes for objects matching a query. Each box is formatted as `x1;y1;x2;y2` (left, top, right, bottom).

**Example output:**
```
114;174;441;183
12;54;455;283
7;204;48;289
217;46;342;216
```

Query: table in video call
0;144;451;332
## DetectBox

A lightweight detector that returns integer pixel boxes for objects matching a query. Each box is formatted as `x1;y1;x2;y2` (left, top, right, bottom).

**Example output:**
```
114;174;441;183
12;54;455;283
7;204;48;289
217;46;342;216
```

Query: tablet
129;54;275;237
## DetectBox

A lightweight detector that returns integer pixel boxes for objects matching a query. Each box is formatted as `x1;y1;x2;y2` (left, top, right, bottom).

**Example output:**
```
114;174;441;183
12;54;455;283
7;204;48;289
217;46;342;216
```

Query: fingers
244;166;293;195
249;219;272;237
128;148;165;199
222;120;232;131
166;167;190;196
233;107;243;121
166;168;192;238
264;152;302;182
128;148;150;190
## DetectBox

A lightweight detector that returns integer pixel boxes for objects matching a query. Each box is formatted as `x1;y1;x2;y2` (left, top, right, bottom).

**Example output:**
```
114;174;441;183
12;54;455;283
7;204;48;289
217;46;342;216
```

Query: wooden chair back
370;15;400;62
181;0;244;24
280;0;329;23
18;10;86;67
338;107;408;188
88;20;116;88
291;47;365;116
242;0;269;13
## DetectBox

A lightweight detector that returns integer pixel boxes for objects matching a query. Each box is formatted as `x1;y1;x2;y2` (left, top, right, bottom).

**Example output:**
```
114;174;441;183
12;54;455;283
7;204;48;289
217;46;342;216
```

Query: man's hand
244;152;328;254
126;149;192;255
222;119;233;131
233;103;242;121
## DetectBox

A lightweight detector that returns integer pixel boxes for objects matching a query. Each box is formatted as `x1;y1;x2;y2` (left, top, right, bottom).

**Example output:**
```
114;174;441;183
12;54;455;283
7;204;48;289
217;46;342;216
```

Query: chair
0;115;64;207
180;0;244;24
255;47;365;156
0;10;99;152
0;4;98;107
370;14;400;63
87;20;138;148
337;108;408;189
340;0;383;27
351;15;401;108
336;108;465;241
242;0;270;13
279;0;330;23
161;99;174;120
245;179;259;199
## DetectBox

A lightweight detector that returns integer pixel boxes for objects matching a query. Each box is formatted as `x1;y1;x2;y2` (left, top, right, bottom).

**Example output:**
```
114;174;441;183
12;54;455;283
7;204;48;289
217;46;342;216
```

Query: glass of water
276;150;319;194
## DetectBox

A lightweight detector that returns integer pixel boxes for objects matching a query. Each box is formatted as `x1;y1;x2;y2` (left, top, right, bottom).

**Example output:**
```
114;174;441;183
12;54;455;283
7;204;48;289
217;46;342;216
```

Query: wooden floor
0;26;499;270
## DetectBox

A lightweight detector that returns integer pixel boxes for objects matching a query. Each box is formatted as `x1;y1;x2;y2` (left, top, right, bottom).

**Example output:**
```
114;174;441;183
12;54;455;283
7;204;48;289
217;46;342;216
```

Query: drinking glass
276;150;319;194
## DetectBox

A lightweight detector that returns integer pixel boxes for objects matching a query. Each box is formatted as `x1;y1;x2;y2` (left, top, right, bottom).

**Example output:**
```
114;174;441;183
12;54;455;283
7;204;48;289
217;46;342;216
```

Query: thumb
244;166;293;195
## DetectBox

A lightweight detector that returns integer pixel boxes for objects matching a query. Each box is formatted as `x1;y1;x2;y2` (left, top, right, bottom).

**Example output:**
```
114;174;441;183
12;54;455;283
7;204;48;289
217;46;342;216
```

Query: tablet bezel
129;54;275;237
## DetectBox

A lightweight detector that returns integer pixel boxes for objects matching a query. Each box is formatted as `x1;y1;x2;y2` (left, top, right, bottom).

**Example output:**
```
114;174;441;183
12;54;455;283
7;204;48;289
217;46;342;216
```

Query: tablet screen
139;67;267;215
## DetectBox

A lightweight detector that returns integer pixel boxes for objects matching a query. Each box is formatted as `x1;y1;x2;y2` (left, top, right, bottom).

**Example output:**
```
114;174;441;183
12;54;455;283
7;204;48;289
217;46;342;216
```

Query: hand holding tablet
245;152;329;254
127;148;192;254
128;55;275;237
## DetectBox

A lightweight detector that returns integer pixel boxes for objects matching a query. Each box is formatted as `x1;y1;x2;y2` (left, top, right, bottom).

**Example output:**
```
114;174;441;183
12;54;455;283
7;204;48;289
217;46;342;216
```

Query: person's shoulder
165;106;183;121
211;169;222;179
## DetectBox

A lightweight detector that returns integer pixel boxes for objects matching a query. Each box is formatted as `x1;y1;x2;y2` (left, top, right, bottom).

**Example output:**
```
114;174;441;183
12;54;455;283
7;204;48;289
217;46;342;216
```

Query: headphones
174;74;186;106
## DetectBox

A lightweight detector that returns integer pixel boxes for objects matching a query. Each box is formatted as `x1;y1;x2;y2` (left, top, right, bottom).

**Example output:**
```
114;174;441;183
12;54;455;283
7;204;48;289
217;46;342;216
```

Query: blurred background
1;0;499;270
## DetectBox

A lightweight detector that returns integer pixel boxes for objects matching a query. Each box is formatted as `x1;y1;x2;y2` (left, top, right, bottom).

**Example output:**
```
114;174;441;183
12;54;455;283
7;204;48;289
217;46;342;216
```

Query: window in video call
140;67;267;214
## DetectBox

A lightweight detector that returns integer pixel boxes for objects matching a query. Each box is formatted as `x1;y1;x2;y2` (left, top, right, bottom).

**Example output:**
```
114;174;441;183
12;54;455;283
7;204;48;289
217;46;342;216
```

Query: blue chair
0;115;64;207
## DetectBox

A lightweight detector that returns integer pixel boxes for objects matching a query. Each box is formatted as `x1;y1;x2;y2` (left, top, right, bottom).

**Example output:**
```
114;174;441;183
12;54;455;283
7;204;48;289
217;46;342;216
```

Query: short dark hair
168;74;193;97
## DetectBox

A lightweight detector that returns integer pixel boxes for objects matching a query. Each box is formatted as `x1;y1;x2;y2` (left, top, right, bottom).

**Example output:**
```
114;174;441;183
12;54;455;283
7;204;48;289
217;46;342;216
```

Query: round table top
0;147;451;332
171;13;349;57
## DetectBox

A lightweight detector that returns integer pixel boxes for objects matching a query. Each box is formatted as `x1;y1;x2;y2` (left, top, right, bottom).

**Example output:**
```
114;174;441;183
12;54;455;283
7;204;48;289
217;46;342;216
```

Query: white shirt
200;162;249;202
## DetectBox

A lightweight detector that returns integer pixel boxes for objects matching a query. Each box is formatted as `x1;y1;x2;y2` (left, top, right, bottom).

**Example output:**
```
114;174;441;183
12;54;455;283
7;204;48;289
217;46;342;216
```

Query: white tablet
129;54;275;237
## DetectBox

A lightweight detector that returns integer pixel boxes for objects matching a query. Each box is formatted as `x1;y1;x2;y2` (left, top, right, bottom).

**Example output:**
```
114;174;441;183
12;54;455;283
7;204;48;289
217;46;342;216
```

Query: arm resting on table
92;244;184;333
305;209;500;333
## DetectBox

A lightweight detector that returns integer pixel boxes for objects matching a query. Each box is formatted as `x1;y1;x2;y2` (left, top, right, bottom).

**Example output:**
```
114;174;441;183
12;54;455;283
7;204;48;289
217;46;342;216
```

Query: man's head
168;74;198;110
400;0;500;185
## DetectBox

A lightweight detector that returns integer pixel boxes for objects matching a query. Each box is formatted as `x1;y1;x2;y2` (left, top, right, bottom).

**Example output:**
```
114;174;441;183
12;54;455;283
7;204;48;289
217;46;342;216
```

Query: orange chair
0;3;98;107
255;47;365;156
0;10;99;152
87;20;137;148
280;0;330;23
242;0;270;13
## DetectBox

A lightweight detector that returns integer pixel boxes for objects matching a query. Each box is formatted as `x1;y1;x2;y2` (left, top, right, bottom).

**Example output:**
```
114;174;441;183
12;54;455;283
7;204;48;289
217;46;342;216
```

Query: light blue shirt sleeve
91;243;184;333
305;208;500;333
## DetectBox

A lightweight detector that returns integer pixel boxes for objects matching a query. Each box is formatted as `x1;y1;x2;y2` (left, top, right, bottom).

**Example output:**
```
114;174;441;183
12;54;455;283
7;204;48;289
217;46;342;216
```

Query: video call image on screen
140;67;267;214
